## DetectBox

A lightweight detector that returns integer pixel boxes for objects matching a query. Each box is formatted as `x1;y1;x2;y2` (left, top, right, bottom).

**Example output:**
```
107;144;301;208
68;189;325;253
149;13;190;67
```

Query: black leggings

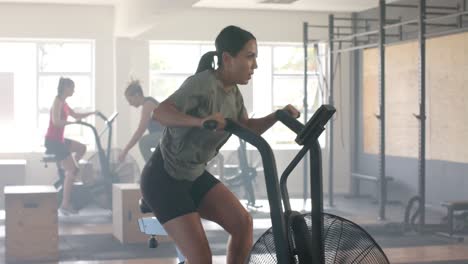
140;147;220;224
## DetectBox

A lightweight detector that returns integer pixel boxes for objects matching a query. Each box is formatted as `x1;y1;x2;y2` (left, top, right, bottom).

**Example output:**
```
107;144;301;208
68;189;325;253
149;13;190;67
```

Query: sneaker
59;206;79;216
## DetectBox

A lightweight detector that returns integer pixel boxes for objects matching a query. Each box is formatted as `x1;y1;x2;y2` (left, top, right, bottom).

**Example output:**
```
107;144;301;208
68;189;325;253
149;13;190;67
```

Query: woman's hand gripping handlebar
200;113;226;131
275;109;304;135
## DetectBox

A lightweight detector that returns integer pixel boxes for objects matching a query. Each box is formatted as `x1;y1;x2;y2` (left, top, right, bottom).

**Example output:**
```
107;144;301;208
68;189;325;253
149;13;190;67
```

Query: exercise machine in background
42;111;138;211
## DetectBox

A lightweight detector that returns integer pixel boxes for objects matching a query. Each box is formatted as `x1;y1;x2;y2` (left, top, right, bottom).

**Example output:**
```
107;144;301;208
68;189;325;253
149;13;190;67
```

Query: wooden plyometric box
4;185;58;263
112;183;152;244
0;160;27;209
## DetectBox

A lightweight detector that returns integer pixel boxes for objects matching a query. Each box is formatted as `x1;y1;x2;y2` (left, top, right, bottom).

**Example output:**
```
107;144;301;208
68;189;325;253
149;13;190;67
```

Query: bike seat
139;198;152;214
41;154;61;168
42;154;59;163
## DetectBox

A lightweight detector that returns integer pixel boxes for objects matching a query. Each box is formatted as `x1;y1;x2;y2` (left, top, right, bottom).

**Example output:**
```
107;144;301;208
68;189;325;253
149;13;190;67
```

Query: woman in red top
45;77;96;215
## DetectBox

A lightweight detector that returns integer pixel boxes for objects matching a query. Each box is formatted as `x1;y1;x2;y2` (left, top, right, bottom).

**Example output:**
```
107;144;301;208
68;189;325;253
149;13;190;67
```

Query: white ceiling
194;0;390;12
0;0;120;5
0;0;388;12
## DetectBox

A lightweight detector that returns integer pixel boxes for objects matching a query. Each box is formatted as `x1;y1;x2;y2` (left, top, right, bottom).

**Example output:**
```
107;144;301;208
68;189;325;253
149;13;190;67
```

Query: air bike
138;104;390;264
42;111;119;210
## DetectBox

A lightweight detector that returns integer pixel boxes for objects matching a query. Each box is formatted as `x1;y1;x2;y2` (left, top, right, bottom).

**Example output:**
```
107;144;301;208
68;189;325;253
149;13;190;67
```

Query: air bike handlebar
275;104;336;145
72;111;118;128
275;110;304;135
71;112;119;148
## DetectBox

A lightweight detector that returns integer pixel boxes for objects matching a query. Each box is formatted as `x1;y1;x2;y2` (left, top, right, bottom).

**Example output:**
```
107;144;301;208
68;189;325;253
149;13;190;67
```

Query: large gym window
149;42;214;102
253;44;327;147
0;39;95;153
148;41;326;148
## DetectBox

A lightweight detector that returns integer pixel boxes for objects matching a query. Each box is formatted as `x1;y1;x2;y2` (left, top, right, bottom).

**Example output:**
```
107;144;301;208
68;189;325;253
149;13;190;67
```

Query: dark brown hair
196;25;256;73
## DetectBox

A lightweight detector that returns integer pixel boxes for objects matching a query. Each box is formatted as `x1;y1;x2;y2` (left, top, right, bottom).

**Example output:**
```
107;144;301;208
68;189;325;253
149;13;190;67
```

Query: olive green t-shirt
160;69;246;181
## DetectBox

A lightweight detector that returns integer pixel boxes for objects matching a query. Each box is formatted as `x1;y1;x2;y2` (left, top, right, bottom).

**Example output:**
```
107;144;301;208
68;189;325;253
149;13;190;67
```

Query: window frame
0;38;95;153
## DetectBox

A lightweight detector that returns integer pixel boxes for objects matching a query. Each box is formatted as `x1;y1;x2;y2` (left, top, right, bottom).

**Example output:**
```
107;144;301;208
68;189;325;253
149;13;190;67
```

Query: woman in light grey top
141;25;300;264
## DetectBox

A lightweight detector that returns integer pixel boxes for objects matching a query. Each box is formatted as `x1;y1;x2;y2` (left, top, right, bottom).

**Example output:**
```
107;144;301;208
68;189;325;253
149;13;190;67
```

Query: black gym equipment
209;138;262;210
41;111;118;210
207;105;390;264
231;138;261;209
137;199;185;264
138;104;389;263
386;195;465;242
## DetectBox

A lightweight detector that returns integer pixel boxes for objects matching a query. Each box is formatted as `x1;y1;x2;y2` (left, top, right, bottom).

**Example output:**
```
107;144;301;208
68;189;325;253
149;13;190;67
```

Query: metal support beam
458;3;463;27
333;33;401;38
332;30;378;43
459;0;467;27
302;22;309;209
332;39;374;45
426;23;458;27
352;12;360;197
365;20;371;43
417;0;427;230
307;24;329;29
426;11;455;16
328;14;335;208
385;19;419;30
378;0;387;221
336;25;368;30
399;16;404;40
387;3;458;11
425;26;468;38
384;19;460;29
334;17;400;23
425;10;468;23
308;24;367;30
334;43;378;53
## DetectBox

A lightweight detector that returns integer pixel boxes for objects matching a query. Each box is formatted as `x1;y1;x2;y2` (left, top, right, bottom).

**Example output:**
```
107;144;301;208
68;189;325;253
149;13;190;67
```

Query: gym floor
1;195;468;264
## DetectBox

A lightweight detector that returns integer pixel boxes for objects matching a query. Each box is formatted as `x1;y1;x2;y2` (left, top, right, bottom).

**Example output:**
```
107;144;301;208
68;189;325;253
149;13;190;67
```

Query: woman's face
65;85;75;97
125;94;140;107
225;39;258;85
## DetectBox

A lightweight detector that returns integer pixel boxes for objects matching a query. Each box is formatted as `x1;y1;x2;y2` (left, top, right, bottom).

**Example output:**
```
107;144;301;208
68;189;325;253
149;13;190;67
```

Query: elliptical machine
42;111;118;210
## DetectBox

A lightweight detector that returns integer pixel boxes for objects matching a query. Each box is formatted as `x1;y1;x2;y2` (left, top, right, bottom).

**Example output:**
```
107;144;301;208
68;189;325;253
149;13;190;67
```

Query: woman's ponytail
196;51;218;74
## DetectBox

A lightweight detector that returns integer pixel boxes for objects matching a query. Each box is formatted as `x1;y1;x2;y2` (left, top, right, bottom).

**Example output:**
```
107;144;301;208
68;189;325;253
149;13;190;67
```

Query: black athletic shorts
44;138;72;161
140;146;220;224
